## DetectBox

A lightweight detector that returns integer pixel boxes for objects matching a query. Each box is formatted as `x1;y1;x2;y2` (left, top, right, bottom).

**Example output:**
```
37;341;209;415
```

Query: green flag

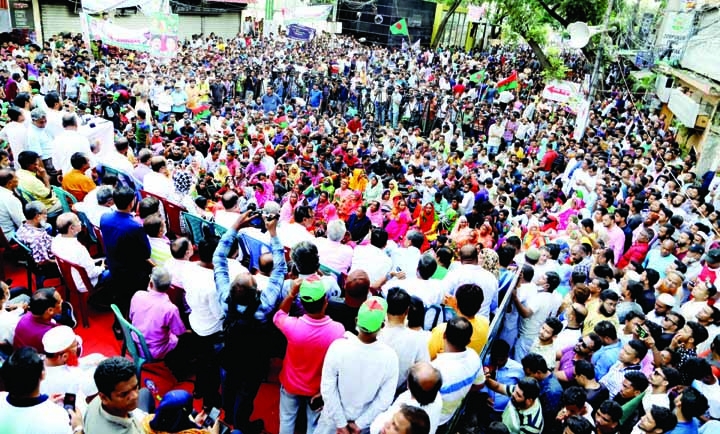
390;19;409;36
469;70;486;83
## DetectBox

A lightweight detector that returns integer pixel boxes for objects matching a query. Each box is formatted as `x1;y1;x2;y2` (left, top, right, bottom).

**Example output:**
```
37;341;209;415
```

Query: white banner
80;0;169;14
542;80;580;104
573;99;591;142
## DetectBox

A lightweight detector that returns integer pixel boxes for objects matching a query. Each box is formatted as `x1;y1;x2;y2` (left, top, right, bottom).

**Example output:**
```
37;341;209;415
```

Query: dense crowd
0;26;718;434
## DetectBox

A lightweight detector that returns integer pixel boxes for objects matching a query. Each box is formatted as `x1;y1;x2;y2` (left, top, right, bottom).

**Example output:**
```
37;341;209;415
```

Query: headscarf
172;171;194;196
388;179;401;200
480;248;500;278
288;163;302;183
348;168;368;192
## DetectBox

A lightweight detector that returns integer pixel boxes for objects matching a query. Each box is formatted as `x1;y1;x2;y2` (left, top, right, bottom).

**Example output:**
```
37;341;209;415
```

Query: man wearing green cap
274;275;345;434
318;296;398;434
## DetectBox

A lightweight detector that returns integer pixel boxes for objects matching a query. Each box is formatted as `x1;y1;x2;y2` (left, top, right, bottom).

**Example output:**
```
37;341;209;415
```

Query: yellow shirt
429;315;489;360
16;168;60;211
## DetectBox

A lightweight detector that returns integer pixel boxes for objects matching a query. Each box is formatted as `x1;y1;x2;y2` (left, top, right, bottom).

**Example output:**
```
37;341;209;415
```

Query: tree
432;0;469;49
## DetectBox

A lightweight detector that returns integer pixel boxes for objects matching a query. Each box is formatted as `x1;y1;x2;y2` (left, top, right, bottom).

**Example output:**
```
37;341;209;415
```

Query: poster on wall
81;12;179;58
81;0;169;14
9;0;33;30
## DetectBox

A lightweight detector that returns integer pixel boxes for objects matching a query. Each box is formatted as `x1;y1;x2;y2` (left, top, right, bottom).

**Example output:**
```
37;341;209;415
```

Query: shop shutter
40;3;79;41
203;13;241;39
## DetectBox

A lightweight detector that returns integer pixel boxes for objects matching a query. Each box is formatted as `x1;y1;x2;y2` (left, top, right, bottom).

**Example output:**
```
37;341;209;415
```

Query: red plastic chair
139;190;186;238
55;256;97;328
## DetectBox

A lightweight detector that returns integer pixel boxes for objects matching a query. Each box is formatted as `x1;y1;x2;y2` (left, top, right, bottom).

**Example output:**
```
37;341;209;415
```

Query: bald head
56;212;79;235
258;252;274;275
407;362;442;406
459;244;478;263
229;274;258;306
344;270;370;301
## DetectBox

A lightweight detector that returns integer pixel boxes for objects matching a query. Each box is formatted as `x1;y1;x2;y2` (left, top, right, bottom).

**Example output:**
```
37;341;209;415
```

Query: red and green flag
192;104;211;121
496;70;519;92
389;19;409;36
469;69;486;83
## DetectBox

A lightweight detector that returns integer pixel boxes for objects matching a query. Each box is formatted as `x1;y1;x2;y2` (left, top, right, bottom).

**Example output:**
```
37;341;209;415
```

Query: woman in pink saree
366;200;385;227
279;191;299;224
338;191;362;221
449;216;478;248
385;198;412;242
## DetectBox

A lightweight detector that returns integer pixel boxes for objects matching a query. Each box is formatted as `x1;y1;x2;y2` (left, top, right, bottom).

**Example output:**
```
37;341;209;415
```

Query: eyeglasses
663;316;678;326
577;338;589;349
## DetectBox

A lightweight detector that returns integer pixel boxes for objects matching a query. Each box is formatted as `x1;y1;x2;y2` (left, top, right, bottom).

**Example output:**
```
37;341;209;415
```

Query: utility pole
588;0;614;102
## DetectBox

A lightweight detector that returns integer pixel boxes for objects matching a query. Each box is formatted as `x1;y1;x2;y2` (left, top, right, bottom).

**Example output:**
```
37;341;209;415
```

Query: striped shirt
502;385;544;434
431;349;484;425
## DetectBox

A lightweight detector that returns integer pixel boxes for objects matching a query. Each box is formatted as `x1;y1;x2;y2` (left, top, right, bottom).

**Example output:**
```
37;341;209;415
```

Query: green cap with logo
357;296;387;333
299;275;326;303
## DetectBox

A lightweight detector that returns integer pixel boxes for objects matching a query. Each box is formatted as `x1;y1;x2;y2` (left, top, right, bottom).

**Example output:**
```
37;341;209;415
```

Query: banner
81;12;179;58
286;23;315;41
9;0;33;30
81;0;169;14
281;5;333;22
573;99;590;142
467;5;486;23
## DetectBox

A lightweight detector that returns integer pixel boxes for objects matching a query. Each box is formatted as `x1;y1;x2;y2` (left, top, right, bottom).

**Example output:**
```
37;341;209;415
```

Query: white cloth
72;201;113;228
51;236;104;292
1;121;28;165
442;264;499;318
378;325;431;389
100;151;134;176
181;264;224;336
214;209;240;230
142;171;173;199
370;390;443;434
382;278;443;307
350;244;392;286
277;222;316;248
0;308;22;345
318;333;399;432
0;392;73;434
389;246;421;277
0;186;25;238
431;349;484;425
50;129;95;175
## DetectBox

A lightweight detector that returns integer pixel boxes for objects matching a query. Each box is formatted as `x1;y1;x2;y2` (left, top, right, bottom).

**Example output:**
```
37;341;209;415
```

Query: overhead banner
286;23;315;41
281;5;333;22
81;12;179;58
573;99;591;142
542;79;583;112
9;0;33;30
80;0;169;14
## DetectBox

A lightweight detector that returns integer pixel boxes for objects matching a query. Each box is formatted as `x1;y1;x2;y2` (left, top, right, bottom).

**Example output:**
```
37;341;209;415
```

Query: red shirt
617;242;650;269
347;118;362;133
540;149;558;171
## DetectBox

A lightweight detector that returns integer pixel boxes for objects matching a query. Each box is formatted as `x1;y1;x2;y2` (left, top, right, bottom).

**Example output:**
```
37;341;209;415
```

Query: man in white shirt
513;267;563;361
277;205;316;249
390;230;424;278
51;212;108;293
0;169;24;239
351;228;392;290
51;114;95;176
318;297;398;434
99;137;135;176
442;244;499;318
370;362;442;434
431;317;485;426
142;156;173;199
0;106;28;164
383;254;443;307
73;185;115;228
378;288;431;391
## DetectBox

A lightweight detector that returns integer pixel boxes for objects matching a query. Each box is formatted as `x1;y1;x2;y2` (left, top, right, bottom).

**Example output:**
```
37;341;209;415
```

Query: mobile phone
217;420;232;434
204;407;221;428
309;395;324;412
63;393;76;411
635;324;647;339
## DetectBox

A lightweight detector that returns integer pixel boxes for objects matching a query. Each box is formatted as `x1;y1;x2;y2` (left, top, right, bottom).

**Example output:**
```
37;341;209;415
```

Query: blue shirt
483;358;524;412
642;250;678;279
667;419;699;434
261;93;282;113
213;229;286;324
309;89;322;108
592;340;623;380
99;211;151;279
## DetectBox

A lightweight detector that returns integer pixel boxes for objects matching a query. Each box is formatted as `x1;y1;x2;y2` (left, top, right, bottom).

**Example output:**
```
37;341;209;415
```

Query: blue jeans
375;102;385;125
279;385;320;434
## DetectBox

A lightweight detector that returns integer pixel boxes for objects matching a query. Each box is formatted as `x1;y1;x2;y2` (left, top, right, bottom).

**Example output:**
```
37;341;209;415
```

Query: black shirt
325;298;359;334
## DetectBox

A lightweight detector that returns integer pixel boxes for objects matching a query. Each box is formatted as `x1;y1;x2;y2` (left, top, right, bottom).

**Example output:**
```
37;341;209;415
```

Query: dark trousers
222;361;269;431
193;331;223;409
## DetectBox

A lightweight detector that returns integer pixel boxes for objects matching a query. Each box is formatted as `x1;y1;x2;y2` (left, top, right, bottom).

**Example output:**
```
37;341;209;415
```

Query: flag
287;23;316;41
411;39;421;52
497;70;519;92
389;19;409;36
401;39;409;51
469;70;485;83
192;104;211;121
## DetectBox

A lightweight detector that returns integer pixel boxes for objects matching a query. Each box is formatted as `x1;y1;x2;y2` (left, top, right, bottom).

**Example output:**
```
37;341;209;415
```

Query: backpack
551;152;566;174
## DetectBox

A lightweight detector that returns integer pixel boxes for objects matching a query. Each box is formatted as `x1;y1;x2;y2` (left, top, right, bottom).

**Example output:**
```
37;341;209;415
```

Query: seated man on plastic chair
15;200;61;284
51;212;109;294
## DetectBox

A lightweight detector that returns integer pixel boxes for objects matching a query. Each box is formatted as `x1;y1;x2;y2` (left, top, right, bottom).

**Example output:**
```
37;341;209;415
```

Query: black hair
573;359;595;380
594;320;618;340
521;353;549;374
387;287;411;316
113;185;136;210
455;283;484;317
291;241;320;274
29;287;57;316
597;400;623;422
624;370;649;392
564;416;593;434
445;317;473;349
516;377;541;400
17;150;40;169
417;254;438;280
407;296;426;329
94;357;137;397
0;347;45;396
545;317;563;336
649;405;678;432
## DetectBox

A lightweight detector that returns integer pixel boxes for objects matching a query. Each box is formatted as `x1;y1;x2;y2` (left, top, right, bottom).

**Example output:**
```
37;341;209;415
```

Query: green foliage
541;47;570;82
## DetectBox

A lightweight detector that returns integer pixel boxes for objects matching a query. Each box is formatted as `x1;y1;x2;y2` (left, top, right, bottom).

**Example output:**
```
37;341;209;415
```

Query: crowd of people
0;24;718;434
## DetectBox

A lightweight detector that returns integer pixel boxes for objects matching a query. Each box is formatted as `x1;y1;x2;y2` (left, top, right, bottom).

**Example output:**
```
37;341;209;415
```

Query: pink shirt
129;290;185;359
273;311;345;396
